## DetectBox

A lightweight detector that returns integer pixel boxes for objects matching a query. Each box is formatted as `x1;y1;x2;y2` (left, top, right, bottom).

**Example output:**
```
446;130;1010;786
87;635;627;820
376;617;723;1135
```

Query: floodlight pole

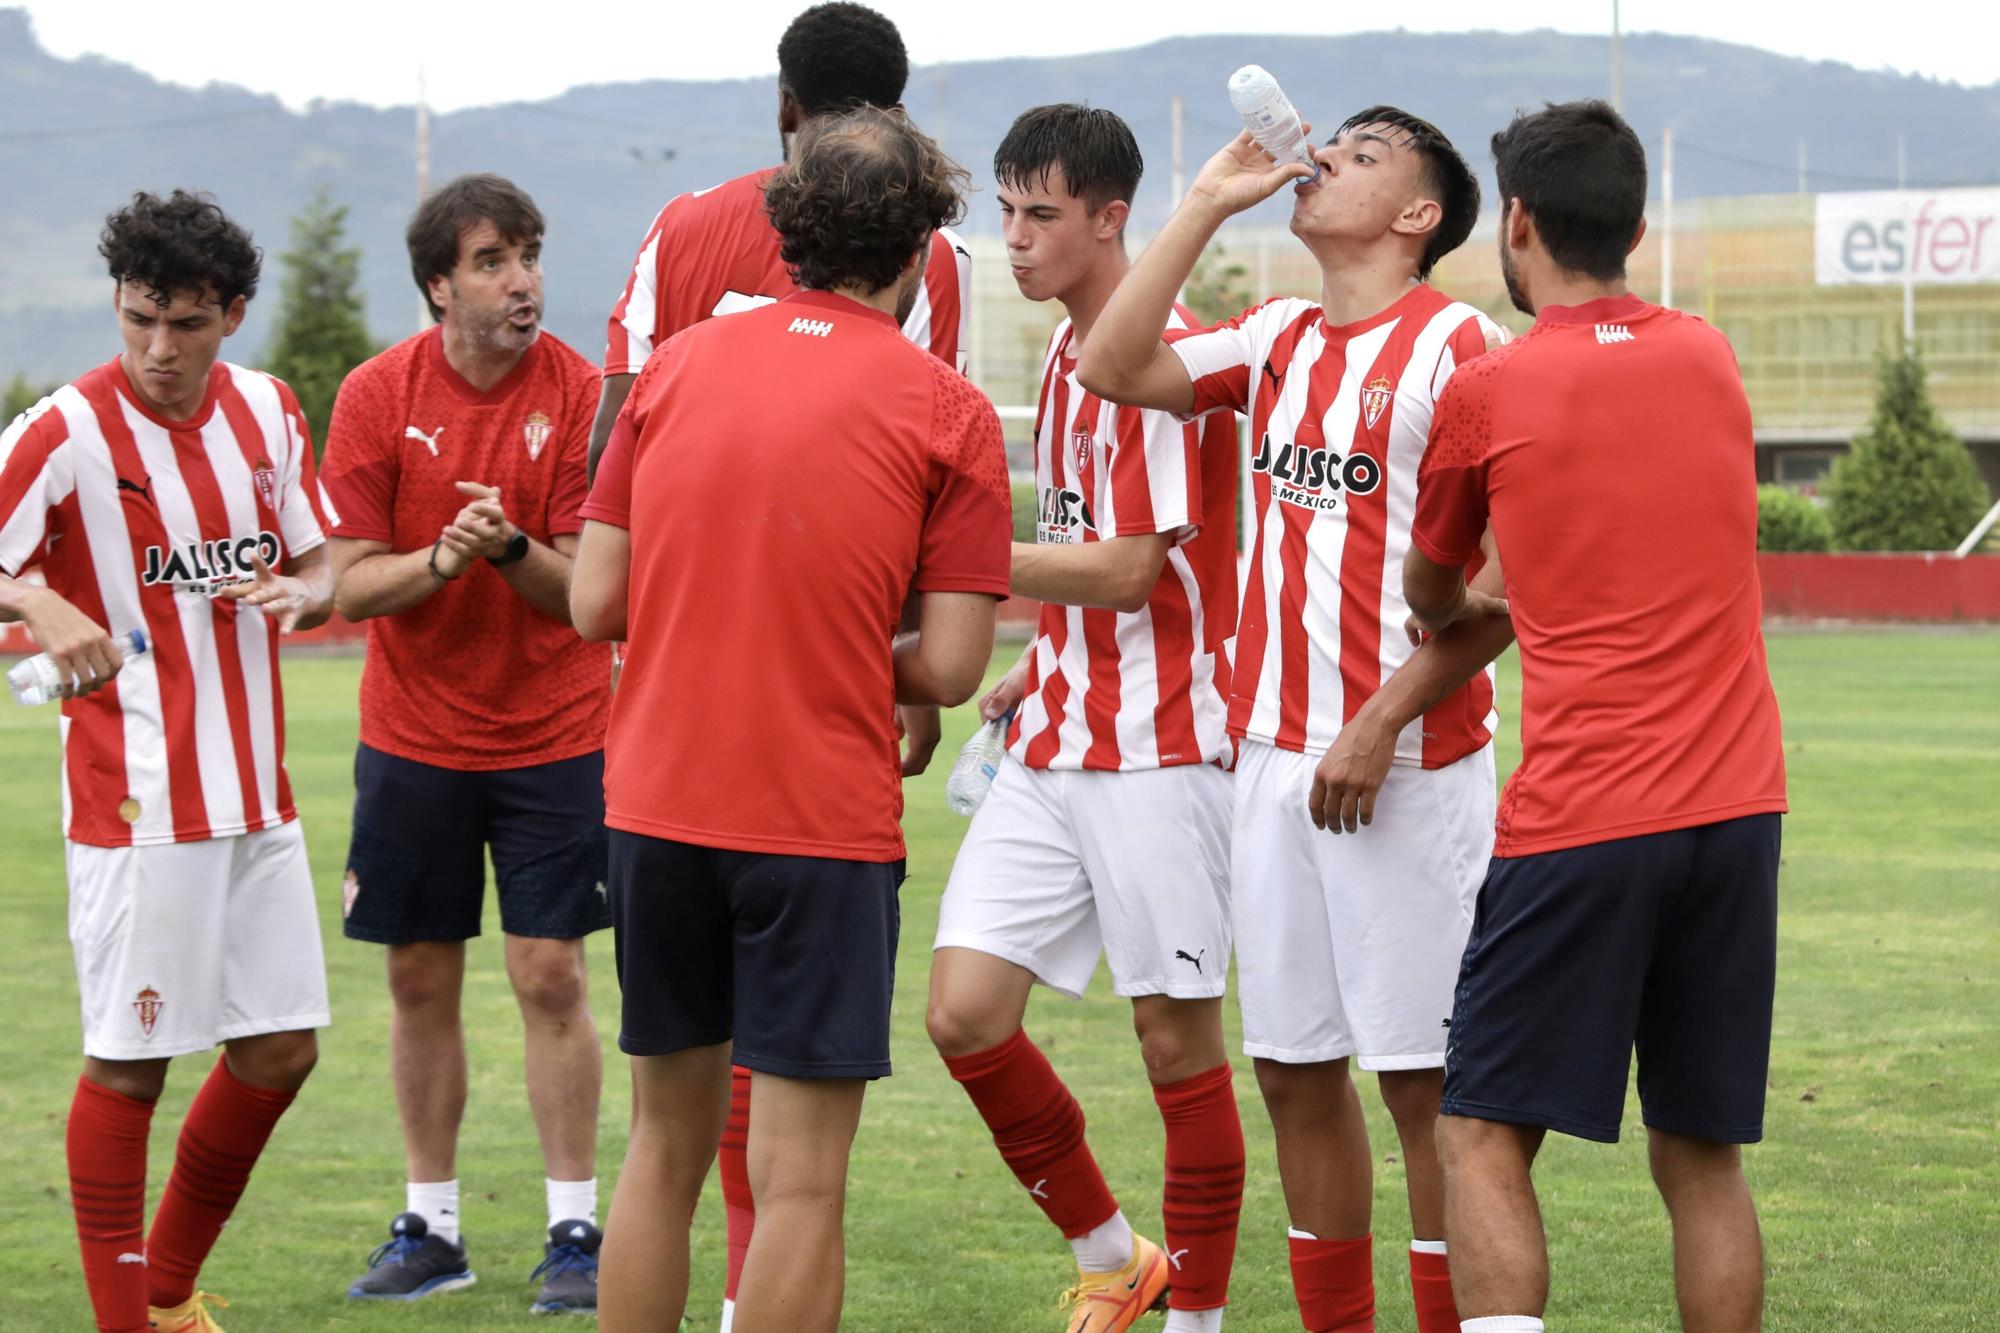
1171;95;1185;204
1898;133;1915;347
1661;127;1675;309
416;66;431;334
1611;0;1623;112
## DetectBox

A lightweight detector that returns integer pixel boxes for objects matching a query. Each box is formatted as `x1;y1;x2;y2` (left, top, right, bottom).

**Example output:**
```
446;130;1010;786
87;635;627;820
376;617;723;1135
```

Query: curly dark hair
765;106;968;295
777;3;908;116
1333;106;1480;281
99;190;260;307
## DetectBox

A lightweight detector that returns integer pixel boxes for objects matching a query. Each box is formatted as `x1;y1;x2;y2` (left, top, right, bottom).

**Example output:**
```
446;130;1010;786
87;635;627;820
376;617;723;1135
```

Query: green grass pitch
1;629;1995;1330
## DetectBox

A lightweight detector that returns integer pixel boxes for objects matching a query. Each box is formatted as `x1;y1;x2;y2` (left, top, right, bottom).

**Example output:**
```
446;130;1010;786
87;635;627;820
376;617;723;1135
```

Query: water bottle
945;709;1014;817
8;629;149;706
1228;65;1321;181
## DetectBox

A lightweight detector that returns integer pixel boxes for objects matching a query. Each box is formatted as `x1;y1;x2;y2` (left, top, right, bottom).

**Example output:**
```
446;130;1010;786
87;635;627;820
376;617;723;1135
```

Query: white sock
719;1297;735;1333
1462;1318;1544;1332
1412;1237;1449;1255
407;1179;461;1245
546;1177;597;1230
1163;1307;1225;1332
1069;1209;1135;1273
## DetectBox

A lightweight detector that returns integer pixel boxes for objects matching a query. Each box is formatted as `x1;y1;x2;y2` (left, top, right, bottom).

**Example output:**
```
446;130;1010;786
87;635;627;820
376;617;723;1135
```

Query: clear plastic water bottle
1228;65;1321;181
7;629;149;706
945;709;1013;816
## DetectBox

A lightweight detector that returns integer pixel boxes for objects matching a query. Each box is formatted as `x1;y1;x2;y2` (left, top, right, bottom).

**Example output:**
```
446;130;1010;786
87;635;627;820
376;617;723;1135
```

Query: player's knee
1253;1056;1349;1124
511;957;586;1019
1376;1067;1444;1129
1134;1020;1198;1083
925;994;1006;1058
232;1031;319;1091
385;948;461;1012
1647;1127;1741;1196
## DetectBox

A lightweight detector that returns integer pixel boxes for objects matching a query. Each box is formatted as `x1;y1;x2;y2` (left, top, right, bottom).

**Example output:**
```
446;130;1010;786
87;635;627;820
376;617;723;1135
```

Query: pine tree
1824;344;1990;551
262;191;376;455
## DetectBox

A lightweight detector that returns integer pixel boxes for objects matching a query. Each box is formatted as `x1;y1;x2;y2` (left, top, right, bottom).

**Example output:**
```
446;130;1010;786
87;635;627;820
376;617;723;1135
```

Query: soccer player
591;6;972;1321
319;174;611;1314
0;190;332;1333
924;104;1242;1333
1081;110;1508;1333
570;105;1009;1333
1400;101;1787;1333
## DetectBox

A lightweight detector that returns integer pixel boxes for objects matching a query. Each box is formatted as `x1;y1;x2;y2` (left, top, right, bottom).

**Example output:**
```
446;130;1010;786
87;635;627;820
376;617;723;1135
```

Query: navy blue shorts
1441;813;1781;1144
608;830;903;1079
341;744;611;945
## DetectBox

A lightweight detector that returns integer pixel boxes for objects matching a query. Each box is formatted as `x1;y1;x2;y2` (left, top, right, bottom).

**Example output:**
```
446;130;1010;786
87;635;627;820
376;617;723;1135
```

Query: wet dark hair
994;103;1142;214
407;173;544;322
766;105;968;294
99;190;260;308
777;3;908;117
1490;100;1648;281
1333;106;1480;280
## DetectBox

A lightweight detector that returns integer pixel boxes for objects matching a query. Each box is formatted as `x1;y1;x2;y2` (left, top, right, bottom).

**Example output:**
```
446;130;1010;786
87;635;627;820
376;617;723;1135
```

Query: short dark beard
1499;236;1533;317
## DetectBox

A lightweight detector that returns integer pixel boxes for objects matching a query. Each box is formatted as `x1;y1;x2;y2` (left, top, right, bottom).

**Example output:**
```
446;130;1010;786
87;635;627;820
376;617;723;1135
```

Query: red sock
1409;1244;1459;1333
145;1059;296;1309
942;1029;1117;1237
68;1076;154;1333
719;1064;754;1303
1153;1064;1243;1310
1288;1232;1375;1333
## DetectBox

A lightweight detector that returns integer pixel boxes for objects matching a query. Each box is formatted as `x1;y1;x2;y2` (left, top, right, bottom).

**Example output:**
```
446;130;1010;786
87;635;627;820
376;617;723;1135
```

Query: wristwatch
489;530;530;567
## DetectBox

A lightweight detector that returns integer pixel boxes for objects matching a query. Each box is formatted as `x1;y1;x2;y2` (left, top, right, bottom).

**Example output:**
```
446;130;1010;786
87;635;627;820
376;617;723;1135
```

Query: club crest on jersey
1036;485;1095;544
523;411;552;461
141;530;281;595
1361;375;1395;429
132;986;163;1038
1251;433;1383;513
251;456;278;513
1072;428;1092;472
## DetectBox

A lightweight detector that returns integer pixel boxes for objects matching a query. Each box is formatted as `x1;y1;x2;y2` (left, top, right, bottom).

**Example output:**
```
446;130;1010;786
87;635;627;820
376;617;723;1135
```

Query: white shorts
934;756;1232;1000
68;821;330;1061
1232;739;1495;1069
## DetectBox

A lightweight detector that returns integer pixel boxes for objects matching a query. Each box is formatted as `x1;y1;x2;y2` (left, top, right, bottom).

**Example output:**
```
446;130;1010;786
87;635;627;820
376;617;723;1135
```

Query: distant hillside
2;8;1995;381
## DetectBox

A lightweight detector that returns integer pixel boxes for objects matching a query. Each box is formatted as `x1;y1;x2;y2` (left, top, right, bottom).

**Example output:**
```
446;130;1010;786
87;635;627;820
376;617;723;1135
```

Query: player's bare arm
217;545;335;633
328;534;468;620
440;481;577;624
586;373;636;486
1404;537;1506;634
977;645;1034;722
1312;529;1512;833
0;573;122;696
1009;532;1174;614
893;591;998;707
895;588;943;776
1078;129;1314;411
568;519;629;643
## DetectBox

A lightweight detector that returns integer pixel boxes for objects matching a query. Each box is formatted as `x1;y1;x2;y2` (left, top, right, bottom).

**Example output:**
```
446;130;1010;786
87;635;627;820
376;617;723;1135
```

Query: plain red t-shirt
320;327;611;769
1412;293;1787;857
582;290;1011;861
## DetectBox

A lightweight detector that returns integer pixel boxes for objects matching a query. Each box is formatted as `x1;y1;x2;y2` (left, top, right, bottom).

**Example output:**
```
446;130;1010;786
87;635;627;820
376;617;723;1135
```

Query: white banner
1815;188;2000;286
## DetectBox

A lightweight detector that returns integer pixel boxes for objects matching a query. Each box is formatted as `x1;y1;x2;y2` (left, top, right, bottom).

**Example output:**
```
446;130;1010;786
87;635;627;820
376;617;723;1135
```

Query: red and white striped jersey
602;166;973;375
1164;285;1503;767
1009;309;1237;771
0;359;329;847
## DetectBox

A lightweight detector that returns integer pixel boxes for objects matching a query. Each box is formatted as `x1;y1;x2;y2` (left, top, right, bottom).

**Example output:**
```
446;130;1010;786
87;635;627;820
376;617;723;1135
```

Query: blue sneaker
529;1218;601;1314
347;1212;477;1301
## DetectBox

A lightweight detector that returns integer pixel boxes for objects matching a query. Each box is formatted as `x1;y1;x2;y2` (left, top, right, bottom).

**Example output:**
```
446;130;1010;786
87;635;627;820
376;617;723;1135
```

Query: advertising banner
1814;188;2000;286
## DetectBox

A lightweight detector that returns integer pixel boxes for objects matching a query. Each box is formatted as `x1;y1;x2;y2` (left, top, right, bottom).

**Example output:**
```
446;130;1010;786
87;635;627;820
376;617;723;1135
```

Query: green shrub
1824;347;1990;551
1012;481;1036;545
1756;485;1832;552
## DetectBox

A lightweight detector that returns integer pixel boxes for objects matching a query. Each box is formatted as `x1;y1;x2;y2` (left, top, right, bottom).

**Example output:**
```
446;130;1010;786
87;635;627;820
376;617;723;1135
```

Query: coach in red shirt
319;175;612;1313
1396;102;1787;1333
571;106;1008;1332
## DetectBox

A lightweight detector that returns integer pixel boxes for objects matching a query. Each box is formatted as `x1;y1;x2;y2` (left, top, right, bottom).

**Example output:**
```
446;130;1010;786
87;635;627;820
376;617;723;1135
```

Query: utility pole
1171;94;1185;204
1661;127;1675;309
415;65;431;333
1611;0;1623;113
1898;132;1915;346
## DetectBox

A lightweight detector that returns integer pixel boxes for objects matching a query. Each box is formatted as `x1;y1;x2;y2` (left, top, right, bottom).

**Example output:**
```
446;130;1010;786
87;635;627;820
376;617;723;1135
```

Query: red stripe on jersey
1226;309;1317;742
605;203;669;374
271;379;329;533
1418;316;1498;765
1106;404;1157;534
80;376;211;840
0;409;68;569
1336;314;1429;722
1079;605;1123;770
1147;557;1201;765
1270;340;1352;750
924;232;963;366
50;486;134;847
1020;365;1074;768
199;390;274;829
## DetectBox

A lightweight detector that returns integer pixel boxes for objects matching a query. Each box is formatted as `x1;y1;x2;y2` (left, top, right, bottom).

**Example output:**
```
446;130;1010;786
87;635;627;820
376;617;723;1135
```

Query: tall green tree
262;191;376;455
1824;345;1990;551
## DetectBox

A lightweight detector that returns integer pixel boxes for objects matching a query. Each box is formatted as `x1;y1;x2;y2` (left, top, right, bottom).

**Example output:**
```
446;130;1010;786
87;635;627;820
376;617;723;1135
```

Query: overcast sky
17;1;1996;113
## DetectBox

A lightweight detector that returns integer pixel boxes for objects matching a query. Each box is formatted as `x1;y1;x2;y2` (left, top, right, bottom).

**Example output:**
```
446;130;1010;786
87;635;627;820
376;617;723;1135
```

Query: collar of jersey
109;357;227;432
424;324;540;406
1535;292;1650;327
1317;284;1437;343
784;289;900;330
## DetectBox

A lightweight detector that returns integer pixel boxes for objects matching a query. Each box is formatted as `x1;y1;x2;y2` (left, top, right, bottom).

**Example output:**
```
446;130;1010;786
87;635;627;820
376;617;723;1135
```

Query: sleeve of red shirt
546;366;595;537
1411;364;1497;568
915;361;1011;597
270;378;329;558
0;402;67;578
1106;404;1201;541
317;362;399;544
578;401;637;531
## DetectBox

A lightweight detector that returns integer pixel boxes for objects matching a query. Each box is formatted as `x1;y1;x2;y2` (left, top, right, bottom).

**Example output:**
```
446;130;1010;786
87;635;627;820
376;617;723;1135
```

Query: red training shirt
583;290;1012;861
319;327;611;769
1411;294;1787;857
